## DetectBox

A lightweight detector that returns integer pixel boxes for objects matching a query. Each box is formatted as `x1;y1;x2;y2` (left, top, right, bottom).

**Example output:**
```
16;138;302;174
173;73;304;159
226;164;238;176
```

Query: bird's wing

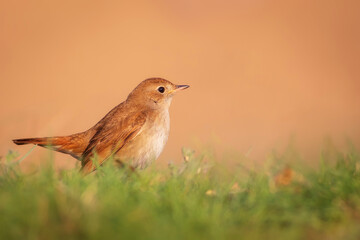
80;111;147;174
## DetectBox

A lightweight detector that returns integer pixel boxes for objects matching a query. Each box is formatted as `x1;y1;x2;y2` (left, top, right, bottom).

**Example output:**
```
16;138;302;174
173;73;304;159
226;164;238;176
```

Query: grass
1;145;360;240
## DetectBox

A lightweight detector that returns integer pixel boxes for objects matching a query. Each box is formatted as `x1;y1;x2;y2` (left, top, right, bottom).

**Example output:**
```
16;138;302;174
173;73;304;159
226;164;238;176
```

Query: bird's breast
117;109;170;168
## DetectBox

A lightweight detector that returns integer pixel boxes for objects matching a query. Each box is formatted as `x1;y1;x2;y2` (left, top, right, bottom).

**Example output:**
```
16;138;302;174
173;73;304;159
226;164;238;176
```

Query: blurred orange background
1;0;359;169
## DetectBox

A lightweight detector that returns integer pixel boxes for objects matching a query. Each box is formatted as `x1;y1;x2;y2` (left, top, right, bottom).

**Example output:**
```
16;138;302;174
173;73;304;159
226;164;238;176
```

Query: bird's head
127;78;189;109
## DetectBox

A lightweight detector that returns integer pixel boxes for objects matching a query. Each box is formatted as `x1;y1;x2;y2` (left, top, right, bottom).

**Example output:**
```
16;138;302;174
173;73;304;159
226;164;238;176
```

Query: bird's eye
158;87;165;93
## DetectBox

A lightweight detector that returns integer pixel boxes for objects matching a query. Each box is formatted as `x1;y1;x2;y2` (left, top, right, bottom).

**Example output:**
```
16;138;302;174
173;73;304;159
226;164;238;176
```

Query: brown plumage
13;78;189;174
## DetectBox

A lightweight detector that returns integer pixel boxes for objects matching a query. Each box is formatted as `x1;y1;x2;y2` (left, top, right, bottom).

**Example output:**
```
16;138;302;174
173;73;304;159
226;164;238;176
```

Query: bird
13;78;190;174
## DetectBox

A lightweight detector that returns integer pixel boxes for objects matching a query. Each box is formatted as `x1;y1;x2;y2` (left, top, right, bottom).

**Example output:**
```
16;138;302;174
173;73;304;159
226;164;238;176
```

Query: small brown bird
13;78;189;174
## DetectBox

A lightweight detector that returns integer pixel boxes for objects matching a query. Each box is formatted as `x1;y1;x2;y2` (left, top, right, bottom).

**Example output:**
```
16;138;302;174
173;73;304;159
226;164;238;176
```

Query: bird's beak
170;85;189;95
168;85;189;95
176;85;190;90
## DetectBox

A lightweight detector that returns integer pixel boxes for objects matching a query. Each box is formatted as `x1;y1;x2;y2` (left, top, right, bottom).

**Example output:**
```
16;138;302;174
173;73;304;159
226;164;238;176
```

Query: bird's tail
13;133;88;159
13;137;54;146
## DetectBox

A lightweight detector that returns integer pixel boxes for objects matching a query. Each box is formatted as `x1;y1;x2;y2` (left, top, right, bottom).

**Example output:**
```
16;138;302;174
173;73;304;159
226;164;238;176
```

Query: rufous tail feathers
13;133;90;160
13;137;52;146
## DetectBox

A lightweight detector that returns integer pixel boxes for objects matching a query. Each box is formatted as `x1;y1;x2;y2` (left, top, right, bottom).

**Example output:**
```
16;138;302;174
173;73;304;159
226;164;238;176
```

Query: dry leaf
229;182;242;194
274;166;304;187
205;189;217;196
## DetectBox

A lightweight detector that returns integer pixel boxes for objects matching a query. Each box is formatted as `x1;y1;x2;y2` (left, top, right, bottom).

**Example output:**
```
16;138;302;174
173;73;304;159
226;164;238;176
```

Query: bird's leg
114;159;125;168
114;159;139;176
